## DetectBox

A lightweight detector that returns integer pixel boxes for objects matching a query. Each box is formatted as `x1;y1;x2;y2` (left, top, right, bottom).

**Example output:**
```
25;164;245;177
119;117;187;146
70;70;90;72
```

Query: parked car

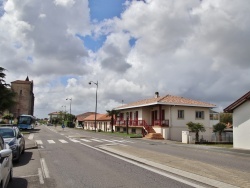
0;126;25;162
0;134;13;188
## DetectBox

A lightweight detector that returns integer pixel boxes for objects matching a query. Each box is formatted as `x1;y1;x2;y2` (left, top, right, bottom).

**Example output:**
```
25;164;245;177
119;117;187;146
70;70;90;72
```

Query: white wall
233;101;250;149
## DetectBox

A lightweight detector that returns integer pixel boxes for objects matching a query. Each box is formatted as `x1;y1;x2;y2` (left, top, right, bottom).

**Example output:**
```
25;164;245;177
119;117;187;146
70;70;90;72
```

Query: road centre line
38;168;44;184
40;158;50;178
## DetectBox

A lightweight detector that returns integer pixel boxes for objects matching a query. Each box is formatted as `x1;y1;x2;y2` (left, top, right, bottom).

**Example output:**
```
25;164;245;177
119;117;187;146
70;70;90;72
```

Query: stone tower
11;76;35;117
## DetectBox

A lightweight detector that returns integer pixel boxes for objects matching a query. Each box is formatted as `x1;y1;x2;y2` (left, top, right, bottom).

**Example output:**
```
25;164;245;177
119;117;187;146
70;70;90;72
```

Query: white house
83;113;112;132
115;92;217;141
224;91;250;150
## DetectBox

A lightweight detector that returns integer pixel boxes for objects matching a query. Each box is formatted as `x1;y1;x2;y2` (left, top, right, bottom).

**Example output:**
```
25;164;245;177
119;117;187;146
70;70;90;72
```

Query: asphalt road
7;125;250;188
8;126;195;188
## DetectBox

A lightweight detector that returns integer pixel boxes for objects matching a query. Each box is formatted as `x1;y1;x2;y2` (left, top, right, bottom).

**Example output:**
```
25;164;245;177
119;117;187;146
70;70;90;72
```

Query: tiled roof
83;113;112;121
116;94;215;109
224;91;250;113
76;112;95;121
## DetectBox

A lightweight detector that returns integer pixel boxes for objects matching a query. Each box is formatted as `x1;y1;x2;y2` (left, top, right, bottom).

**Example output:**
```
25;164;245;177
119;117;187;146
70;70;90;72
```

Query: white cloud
1;0;250;118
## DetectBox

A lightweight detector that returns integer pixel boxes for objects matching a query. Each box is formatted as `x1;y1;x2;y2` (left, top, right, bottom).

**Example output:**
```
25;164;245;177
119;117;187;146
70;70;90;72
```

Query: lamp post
66;98;72;126
89;81;98;132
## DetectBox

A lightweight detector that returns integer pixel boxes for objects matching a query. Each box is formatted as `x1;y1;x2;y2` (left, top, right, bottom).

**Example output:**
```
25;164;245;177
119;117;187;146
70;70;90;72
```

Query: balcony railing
114;120;147;126
114;119;169;127
153;120;169;127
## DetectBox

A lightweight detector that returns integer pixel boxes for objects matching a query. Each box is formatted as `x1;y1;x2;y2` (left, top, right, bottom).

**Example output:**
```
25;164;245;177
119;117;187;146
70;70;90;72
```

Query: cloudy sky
1;0;250;118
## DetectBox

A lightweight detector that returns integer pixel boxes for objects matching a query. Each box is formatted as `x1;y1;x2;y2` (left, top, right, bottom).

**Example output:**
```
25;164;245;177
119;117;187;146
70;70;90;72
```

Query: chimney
155;92;159;98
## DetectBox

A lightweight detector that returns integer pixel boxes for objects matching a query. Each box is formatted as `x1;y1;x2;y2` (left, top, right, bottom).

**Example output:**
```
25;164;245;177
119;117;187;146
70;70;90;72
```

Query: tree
186;121;206;142
219;113;232;125
0;67;16;113
106;109;120;133
213;122;226;141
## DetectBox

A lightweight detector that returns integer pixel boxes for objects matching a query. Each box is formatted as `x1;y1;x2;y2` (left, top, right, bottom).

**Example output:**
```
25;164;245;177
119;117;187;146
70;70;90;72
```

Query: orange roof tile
116;94;215;109
83;113;112;121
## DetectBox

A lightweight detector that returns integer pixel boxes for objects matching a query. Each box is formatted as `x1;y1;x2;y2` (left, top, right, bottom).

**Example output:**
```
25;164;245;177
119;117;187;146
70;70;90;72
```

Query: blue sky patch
88;0;124;21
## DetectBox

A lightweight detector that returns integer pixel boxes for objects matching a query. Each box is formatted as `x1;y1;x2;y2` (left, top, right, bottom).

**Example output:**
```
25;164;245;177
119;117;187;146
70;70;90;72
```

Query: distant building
10;76;35;118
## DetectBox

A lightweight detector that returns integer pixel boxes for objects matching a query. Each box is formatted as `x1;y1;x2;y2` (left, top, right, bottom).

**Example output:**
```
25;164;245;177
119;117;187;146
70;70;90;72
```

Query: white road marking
59;139;68;143
90;139;103;143
101;139;114;143
47;140;55;144
36;140;43;145
69;139;80;143
40;158;50;178
28;133;34;140
80;139;92;142
38;168;44;184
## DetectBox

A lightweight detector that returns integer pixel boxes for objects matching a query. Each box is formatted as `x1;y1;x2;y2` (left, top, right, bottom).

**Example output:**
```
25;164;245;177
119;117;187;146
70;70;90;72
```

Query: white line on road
69;139;80;143
90;139;103;142
48;140;55;144
40;158;50;178
38;168;44;184
59;139;68;143
28;133;34;140
80;139;92;142
36;140;43;145
101;139;114;143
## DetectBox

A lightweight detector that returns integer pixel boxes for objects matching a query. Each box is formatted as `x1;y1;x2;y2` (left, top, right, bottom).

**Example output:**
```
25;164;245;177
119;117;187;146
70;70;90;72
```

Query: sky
1;0;250;118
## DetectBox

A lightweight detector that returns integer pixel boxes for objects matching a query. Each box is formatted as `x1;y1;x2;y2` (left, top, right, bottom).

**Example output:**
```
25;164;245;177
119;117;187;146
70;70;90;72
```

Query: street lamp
66;98;72;125
89;81;98;132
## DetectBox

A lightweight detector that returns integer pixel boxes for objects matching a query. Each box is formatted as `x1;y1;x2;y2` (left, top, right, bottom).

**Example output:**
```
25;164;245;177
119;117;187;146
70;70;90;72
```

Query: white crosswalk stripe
80;139;92;142
48;140;55;144
59;139;68;143
36;140;43;145
101;139;114;143
34;138;134;145
28;133;34;140
90;139;103;143
69;139;80;143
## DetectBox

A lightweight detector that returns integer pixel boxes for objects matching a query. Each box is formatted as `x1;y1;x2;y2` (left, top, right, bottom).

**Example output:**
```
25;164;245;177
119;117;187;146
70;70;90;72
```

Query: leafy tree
0;67;16;113
2;114;14;123
219;113;232;125
106;109;120;133
186;121;206;142
213;122;226;141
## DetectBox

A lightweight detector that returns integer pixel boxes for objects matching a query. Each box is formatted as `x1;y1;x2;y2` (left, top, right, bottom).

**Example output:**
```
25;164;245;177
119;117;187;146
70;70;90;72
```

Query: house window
117;127;120;132
132;128;136;134
161;110;165;120
196;111;204;119
178;110;184;119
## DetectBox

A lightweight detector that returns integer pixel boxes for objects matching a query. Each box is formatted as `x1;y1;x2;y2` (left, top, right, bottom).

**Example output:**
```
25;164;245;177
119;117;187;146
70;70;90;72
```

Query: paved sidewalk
99;144;250;188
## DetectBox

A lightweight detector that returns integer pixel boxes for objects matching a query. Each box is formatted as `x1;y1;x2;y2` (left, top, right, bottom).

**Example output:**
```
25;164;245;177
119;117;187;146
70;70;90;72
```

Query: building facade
115;92;217;141
10;76;35;118
224;91;250;150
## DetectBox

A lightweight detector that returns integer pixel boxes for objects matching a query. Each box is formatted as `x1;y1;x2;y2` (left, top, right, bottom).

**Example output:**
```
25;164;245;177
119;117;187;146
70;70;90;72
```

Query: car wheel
9;167;13;182
21;145;25;154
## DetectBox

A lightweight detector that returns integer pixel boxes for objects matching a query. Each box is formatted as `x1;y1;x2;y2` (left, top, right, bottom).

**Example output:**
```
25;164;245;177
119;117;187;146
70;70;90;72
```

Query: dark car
0;127;25;162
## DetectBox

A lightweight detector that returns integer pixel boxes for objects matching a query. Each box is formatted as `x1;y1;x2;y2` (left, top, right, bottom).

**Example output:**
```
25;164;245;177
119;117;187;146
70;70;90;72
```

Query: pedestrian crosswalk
35;138;134;145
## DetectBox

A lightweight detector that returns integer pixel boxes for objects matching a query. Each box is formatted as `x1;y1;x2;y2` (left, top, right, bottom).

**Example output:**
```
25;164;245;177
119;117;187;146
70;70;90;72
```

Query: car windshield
0;128;15;138
18;116;31;125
